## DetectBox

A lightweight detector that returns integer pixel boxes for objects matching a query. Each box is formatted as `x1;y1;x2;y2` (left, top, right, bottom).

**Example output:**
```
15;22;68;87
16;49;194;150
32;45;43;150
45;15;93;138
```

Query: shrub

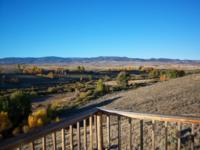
9;91;31;125
159;70;185;81
96;79;105;95
28;109;48;128
0;112;12;133
116;71;129;88
0;91;31;126
148;69;160;78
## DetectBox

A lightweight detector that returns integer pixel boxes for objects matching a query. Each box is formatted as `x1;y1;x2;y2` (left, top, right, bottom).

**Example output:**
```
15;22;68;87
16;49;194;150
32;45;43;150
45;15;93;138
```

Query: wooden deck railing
0;107;200;150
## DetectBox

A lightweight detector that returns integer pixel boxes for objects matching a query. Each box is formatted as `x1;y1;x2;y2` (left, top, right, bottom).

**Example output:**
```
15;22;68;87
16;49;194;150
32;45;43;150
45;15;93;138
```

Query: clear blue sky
0;0;200;59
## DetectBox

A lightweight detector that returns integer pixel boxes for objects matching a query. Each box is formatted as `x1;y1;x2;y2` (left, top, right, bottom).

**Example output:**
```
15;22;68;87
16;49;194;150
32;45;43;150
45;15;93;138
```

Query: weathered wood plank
191;124;195;150
61;128;65;150
77;122;80;150
94;115;98;149
98;108;200;124
97;113;103;150
70;125;73;150
140;120;143;150
42;136;46;150
164;121;168;150
30;141;35;150
89;116;93;150
129;118;132;150
177;123;181;150
0;108;98;150
83;119;87;150
107;115;110;149
152;120;155;150
52;132;56;150
118;116;121;150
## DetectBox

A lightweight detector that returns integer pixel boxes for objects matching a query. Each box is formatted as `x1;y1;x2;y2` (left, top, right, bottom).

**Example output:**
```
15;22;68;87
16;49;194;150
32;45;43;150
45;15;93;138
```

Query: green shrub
148;69;160;78
0;91;31;126
116;71;129;88
96;79;105;95
160;70;185;80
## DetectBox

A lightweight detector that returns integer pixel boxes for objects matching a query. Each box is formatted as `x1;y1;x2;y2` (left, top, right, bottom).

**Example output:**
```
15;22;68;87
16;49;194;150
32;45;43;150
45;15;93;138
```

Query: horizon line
0;56;200;61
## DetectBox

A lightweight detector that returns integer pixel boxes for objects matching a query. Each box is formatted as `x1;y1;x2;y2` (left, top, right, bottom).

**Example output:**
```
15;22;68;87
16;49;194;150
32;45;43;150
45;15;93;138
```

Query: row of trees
148;69;185;80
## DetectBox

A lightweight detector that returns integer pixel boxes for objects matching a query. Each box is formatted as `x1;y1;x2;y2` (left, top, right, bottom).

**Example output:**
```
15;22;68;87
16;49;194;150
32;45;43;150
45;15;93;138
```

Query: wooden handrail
1;107;200;150
0;108;98;150
98;108;200;124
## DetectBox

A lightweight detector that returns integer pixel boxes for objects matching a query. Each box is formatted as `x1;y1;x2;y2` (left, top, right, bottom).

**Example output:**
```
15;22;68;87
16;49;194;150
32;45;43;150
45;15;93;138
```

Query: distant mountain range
0;56;200;65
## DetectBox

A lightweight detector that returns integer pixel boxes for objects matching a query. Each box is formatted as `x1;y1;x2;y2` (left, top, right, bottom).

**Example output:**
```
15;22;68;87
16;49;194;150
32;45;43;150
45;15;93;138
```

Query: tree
148;69;160;78
96;79;105;95
0;91;31;126
77;66;85;72
116;71;129;88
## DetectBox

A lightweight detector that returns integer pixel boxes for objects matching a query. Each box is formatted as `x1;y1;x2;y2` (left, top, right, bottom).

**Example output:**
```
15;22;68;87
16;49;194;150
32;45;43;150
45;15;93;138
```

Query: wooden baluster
177;123;181;150
164;121;168;150
118;116;121;150
107;115;110;149
83;119;87;150
77;122;81;150
191;124;195;150
61;128;66;150
97;112;103;150
140;120;144;150
52;132;56;150
42;136;46;150
94;115;98;149
152;120;155;150
89;116;93;150
30;142;35;150
129;118;132;150
16;145;22;150
70;125;74;150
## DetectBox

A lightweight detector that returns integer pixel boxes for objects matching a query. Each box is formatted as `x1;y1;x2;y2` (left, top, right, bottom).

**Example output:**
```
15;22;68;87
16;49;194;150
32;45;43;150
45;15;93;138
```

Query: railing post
129;118;132;150
16;145;22;150
140;120;144;150
52;132;56;150
177;123;181;150
30;141;35;150
61;128;66;150
94;115;98;149
77;122;81;150
107;115;110;149
152;120;155;150
90;116;93;150
42;136;46;150
97;112;103;150
83;119;87;150
191;124;195;150
164;121;168;150
118;116;121;150
70;125;73;150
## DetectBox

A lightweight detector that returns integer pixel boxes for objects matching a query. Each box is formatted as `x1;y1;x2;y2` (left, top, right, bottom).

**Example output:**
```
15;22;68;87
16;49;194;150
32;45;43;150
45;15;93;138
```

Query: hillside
82;73;200;115
0;56;200;66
